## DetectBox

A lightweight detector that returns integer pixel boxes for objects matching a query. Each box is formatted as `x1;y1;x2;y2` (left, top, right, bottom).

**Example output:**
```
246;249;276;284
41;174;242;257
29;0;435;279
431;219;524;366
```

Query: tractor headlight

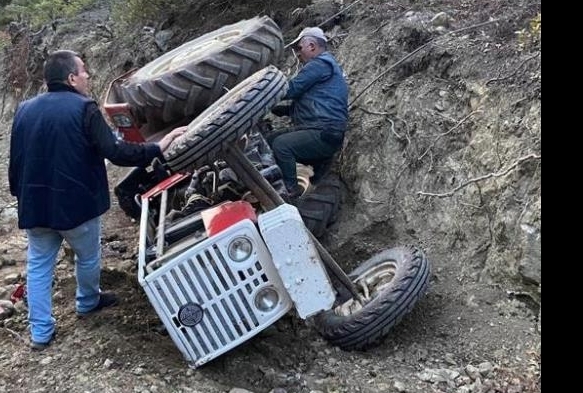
254;287;280;313
228;237;253;262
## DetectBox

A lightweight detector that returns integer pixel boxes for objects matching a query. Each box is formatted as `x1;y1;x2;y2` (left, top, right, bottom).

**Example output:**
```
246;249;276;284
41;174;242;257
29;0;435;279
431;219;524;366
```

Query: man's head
290;27;328;63
43;50;90;96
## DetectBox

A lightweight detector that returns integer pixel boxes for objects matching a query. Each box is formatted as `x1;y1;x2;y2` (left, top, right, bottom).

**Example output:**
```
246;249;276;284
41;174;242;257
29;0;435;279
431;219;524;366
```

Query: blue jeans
26;216;102;343
272;127;341;189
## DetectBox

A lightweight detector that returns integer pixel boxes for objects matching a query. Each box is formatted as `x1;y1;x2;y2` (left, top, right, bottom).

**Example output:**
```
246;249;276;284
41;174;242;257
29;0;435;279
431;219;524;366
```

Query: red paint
201;201;257;236
142;173;191;200
103;103;145;142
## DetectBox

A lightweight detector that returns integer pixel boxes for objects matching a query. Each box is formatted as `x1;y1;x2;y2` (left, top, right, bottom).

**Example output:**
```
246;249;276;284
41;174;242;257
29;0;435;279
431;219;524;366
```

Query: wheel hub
334;261;397;317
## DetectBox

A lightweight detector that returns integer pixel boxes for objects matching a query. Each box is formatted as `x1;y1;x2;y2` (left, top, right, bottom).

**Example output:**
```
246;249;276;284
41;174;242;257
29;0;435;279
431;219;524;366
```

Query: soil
0;1;541;392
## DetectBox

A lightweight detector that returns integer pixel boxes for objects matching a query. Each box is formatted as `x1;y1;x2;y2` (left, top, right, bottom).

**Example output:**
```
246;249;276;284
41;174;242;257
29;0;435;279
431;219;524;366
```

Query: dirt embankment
1;1;540;392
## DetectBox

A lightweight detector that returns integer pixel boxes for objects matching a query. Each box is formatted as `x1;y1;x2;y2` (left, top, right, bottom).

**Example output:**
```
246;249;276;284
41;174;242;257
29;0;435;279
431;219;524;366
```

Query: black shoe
283;184;304;205
77;292;119;317
30;331;56;351
311;160;333;185
287;184;304;199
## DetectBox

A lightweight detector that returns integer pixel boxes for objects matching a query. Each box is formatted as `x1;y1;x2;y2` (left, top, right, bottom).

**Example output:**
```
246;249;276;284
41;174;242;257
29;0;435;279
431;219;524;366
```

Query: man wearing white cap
271;26;349;198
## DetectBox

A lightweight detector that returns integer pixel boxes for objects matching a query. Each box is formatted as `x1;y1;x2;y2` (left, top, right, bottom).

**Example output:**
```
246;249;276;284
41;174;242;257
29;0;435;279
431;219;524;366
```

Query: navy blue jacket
9;86;161;230
285;52;349;132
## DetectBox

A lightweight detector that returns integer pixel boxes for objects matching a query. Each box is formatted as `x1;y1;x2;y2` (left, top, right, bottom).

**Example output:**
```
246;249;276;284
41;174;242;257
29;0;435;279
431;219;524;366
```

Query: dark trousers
271;127;340;189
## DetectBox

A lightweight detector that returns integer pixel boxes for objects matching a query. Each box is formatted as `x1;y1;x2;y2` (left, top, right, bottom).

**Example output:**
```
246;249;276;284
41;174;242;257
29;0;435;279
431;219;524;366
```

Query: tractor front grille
141;220;292;367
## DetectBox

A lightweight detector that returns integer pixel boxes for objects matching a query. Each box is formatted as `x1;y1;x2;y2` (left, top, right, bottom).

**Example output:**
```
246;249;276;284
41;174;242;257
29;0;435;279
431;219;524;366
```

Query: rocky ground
0;0;540;392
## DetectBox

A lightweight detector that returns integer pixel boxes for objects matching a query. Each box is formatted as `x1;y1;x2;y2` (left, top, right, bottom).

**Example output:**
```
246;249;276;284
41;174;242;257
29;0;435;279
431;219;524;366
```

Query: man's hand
158;126;187;152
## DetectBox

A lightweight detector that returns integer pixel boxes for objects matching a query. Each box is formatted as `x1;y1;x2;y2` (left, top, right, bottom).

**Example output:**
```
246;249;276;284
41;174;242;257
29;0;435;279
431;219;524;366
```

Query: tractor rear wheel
120;16;284;127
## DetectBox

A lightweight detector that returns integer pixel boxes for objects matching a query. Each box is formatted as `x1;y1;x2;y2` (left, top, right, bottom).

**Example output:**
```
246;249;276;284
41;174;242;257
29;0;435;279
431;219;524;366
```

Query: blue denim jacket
285;52;348;133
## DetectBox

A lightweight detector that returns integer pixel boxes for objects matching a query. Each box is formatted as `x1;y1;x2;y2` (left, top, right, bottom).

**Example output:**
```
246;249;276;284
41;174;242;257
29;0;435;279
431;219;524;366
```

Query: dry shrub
4;25;31;98
0;30;9;51
3;0;93;29
518;13;541;51
111;0;182;27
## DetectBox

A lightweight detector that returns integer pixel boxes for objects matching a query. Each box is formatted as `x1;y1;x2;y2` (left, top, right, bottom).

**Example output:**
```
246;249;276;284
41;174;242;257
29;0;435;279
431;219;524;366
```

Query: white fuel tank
258;204;336;318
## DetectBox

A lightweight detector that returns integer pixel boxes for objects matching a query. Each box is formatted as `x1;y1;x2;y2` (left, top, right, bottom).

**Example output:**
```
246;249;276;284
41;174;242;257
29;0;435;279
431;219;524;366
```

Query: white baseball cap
289;27;328;47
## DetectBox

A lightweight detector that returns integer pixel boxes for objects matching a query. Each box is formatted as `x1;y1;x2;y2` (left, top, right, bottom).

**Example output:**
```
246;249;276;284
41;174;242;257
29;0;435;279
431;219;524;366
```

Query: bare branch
285;0;367;49
486;53;541;86
349;42;429;108
317;0;366;30
0;88;7;119
417;154;541;198
387;117;405;141
0;201;17;214
417;110;482;162
350;18;500;108
394;115;412;146
1;327;25;342
427;149;435;173
459;201;485;210
357;106;389;116
511;97;528;107
356;107;410;143
431;109;458;124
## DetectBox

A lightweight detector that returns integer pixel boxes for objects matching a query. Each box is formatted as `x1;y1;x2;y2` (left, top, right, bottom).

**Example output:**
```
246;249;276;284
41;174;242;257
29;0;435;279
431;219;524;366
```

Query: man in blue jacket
9;50;185;350
271;27;349;198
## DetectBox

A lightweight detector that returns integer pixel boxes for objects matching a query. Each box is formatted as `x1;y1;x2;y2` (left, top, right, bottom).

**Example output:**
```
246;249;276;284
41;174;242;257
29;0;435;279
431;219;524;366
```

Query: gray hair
43;50;80;84
303;36;328;50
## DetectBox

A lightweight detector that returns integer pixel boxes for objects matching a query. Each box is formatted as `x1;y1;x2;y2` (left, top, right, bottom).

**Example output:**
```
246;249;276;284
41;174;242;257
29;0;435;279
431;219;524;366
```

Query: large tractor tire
120;16;284;126
314;245;431;350
164;66;287;173
296;174;342;238
114;168;146;220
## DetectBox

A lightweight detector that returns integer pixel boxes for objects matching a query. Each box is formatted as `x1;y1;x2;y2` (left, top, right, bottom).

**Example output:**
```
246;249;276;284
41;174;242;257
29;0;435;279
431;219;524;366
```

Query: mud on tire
314;245;430;350
163;66;288;173
120;16;284;126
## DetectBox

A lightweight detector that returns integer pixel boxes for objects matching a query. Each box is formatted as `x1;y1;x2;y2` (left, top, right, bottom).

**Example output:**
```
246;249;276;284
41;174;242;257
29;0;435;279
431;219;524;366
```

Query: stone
0;300;15;320
431;12;452;28
3;273;20;285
